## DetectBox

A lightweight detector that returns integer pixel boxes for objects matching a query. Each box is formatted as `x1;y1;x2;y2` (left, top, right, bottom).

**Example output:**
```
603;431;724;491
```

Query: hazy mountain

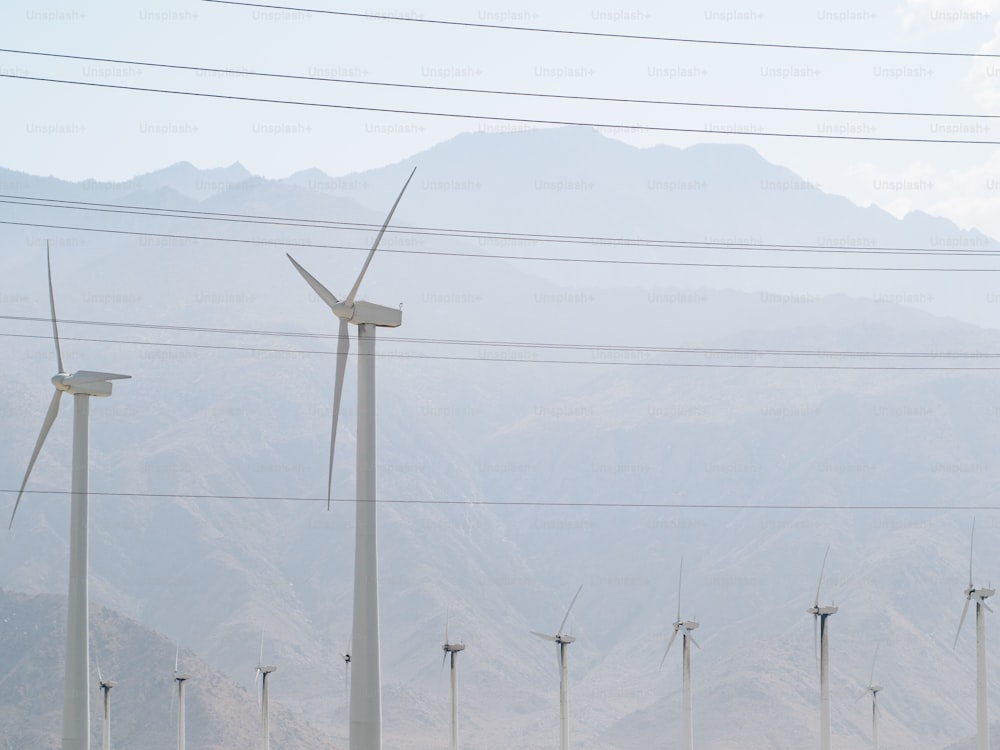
2;127;1000;748
0;589;330;750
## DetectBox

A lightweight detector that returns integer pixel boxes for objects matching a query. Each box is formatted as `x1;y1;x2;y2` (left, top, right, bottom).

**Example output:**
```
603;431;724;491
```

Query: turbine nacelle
442;643;466;653
966;586;996;603
174;673;192;683
808;605;839;617
51;371;131;397
674;619;700;633
333;299;402;328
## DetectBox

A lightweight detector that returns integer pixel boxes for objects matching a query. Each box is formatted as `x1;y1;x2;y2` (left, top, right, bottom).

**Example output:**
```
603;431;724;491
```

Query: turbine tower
807;547;838;750
531;584;583;750
954;520;994;750
9;245;130;750
173;648;192;750
256;633;277;750
441;609;466;750
661;559;699;750
287;167;415;750
858;646;882;750
97;662;116;750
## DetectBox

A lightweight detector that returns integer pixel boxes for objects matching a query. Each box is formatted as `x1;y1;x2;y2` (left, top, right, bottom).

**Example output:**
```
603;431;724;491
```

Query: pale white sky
3;0;1000;236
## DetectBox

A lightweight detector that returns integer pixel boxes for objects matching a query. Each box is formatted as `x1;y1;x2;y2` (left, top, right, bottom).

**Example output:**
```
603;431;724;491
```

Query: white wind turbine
532;584;583;750
807;547;838;750
441;609;466;750
97;661;116;750
256;632;277;750
9;245;130;750
287;167;415;750
954;520;994;750
173;647;192;750
857;646;882;750
660;559;699;750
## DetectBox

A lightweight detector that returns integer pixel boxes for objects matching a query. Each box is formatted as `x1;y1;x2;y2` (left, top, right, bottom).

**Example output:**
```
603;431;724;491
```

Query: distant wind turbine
661;559;699;750
97;660;116;750
441;608;466;750
287;167;415;750
256;632;277;750
857;645;882;750
532;584;583;750
954;520;994;750
8;244;130;750
173;646;192;750
807;547;838;750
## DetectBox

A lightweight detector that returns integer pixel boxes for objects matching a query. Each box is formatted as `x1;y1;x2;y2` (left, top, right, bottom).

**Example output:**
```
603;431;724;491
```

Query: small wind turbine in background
256;631;277;750
97;659;116;750
173;646;192;750
287;167;416;750
807;547;838;750
441;608;466;750
661;559;699;750
9;244;130;750
857;645;883;750
954;519;994;750
532;584;583;750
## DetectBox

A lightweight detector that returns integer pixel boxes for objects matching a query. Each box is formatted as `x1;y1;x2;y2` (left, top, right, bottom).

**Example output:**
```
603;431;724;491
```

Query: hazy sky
3;0;1000;236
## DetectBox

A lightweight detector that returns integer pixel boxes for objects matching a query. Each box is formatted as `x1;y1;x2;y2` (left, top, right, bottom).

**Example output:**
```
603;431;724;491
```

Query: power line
201;0;1000;60
1;47;996;120
5;219;1000;272
4;313;1000;361
3;487;994;511
5;194;1000;258
5;73;1000;146
5;331;1000;371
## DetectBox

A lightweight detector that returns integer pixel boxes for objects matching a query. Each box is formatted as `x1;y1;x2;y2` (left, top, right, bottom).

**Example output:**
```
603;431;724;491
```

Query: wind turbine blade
175;644;179;673
445;605;450;646
970;518;976;588
531;631;557;642
345;167;417;306
815;546;830;608
286;254;340;311
327;317;349;509
9;388;61;529
557;584;583;637
688;633;701;650
661;630;679;666
97;655;103;683
258;628;265;666
955;598;972;648
46;243;63;374
677;558;683;622
983;599;995;614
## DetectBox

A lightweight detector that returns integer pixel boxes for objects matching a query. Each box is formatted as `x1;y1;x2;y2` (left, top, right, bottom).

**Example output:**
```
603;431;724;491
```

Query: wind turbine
287;167;415;750
857;646;882;750
256;632;277;750
9;245;130;750
660;559;699;750
173;647;192;750
441;609;466;750
807;547;838;750
97;661;116;750
954;520;994;750
532;584;583;750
